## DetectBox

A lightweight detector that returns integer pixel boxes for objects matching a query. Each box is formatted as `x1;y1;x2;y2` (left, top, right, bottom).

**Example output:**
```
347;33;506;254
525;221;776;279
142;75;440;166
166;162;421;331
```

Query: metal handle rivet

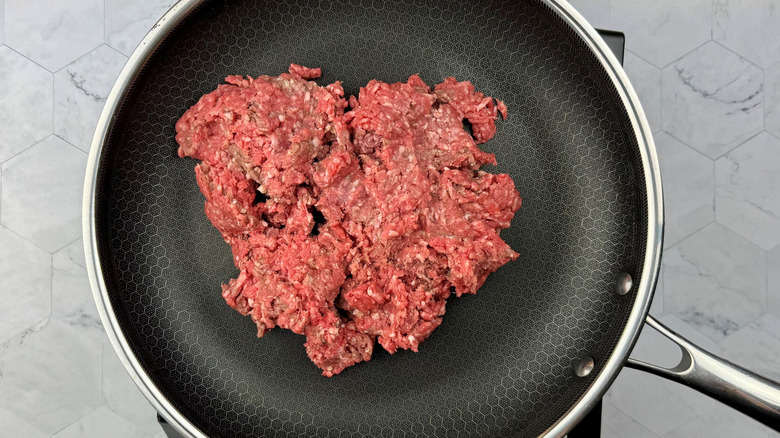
575;356;595;377
615;272;633;295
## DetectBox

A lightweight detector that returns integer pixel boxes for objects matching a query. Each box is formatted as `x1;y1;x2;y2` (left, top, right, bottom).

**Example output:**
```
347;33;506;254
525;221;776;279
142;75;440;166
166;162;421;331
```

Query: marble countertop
1;0;779;437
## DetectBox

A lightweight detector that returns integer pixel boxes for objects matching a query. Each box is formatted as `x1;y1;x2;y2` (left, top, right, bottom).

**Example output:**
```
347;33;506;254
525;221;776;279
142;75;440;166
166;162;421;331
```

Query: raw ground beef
175;64;521;376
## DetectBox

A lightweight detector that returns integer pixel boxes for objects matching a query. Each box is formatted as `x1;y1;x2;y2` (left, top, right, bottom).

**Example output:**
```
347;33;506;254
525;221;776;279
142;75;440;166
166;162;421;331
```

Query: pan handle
625;315;780;431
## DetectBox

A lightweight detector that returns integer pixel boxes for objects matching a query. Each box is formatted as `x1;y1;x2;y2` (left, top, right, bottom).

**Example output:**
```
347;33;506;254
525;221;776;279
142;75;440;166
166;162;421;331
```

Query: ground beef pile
175;64;521;376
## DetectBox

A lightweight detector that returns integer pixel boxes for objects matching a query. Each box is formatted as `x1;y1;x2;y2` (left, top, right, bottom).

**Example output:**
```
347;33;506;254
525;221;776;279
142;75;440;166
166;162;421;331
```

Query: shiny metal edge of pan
531;2;662;436
82;1;663;437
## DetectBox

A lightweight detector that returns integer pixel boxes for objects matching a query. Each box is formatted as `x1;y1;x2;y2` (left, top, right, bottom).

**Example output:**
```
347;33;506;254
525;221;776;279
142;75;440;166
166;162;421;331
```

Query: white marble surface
661;41;764;159
719;315;780;382
0;319;103;435
770;245;780;319
568;0;611;30
655;131;714;248
609;367;709;436
51;407;149;438
601;407;659;438
768;62;780;139
0;0;4;45
713;0;780;68
611;0;711;67
102;342;163;436
54;45;128;152
52;239;107;342
0;407;49;438
0;1;779;437
623;51;662;133
663;222;766;340
4;0;104;72
0;226;51;345
0;46;53;162
1;136;87;252
105;0;177;56
716;132;780;250
650;264;664;314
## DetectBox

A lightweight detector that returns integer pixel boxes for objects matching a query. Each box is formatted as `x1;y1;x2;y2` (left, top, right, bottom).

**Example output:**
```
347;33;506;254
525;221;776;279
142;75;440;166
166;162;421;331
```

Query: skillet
84;0;780;436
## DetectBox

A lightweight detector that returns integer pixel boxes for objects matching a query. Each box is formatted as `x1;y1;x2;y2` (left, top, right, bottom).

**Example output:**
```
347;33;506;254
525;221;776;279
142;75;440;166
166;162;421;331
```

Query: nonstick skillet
84;0;780;436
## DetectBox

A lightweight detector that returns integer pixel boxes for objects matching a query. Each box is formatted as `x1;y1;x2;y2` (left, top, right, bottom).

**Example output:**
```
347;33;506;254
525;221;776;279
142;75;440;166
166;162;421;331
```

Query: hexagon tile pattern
766;61;780;139
0;46;53;162
52;239;107;342
0;318;103;435
623;51;661;133
714;0;780;68
655;132;714;248
662;42;763;159
0;1;779;438
0;408;48;438
0;226;51;345
719;315;780;383
663;222;766;341
4;0;104;72
716;132;780;250
54;45;128;152
52;407;148;438
606;314;727;437
609;368;710;436
1;136;87;252
105;0;178;56
611;0;711;68
601;406;659;438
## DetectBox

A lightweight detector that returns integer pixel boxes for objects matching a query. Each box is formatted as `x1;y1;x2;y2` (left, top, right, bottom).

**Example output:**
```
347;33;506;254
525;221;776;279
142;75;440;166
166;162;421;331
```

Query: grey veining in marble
663;222;766;341
4;0;104;72
713;0;780;68
0;319;103;435
611;0;711;68
0;1;4;46
768;62;780;139
105;0;178;56
0;226;51;345
661;42;763;159
719;314;780;383
0;1;779;436
656;313;723;356
53;239;107;342
1;136;87;252
0;46;53;162
54;45;128;152
716;132;780;250
655;132;714;248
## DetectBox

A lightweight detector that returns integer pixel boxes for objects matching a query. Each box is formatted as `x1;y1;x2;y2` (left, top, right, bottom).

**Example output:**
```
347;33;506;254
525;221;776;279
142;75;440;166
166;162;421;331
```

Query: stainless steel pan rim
82;1;662;436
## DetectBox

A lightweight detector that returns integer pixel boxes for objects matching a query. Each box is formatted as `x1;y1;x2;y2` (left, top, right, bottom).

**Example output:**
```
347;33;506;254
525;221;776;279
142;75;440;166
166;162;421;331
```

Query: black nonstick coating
94;0;648;436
